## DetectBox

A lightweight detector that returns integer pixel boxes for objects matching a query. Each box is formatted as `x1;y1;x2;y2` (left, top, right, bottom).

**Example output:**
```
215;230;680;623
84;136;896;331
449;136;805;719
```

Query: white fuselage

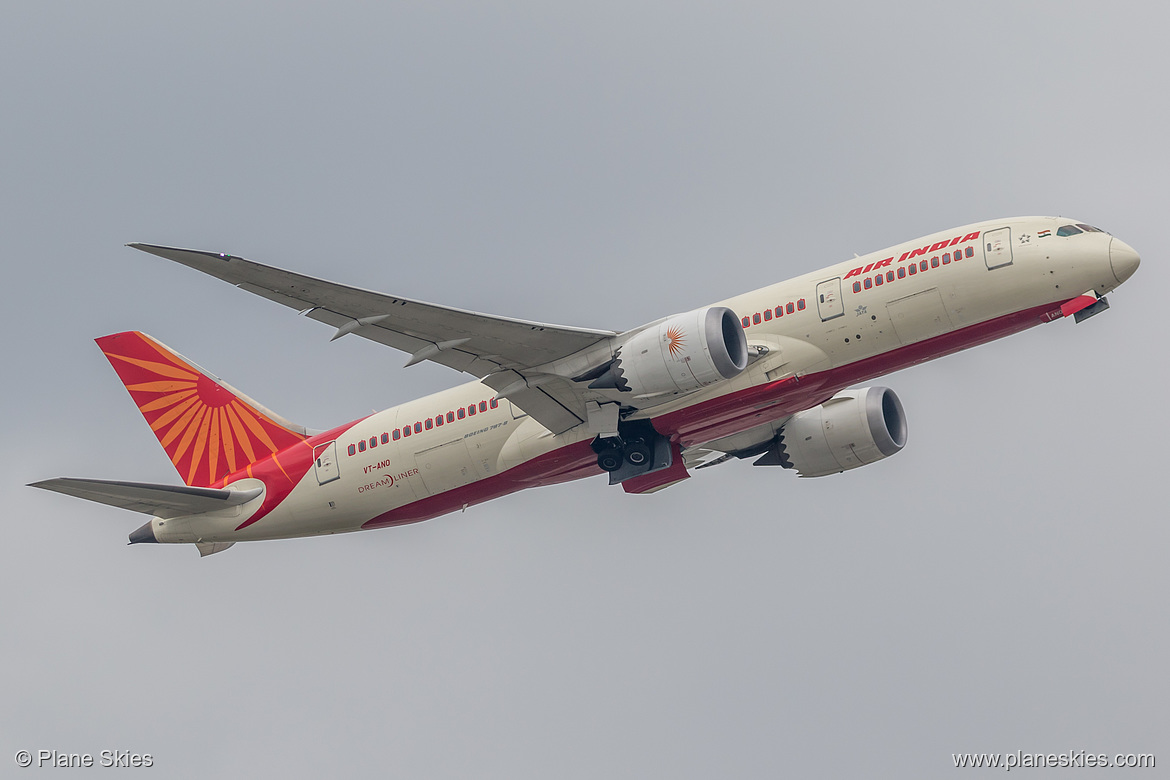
151;216;1138;544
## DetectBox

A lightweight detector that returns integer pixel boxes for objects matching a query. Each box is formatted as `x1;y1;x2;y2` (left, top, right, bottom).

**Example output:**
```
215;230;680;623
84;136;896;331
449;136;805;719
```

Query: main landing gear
594;442;624;472
594;438;650;472
590;419;672;484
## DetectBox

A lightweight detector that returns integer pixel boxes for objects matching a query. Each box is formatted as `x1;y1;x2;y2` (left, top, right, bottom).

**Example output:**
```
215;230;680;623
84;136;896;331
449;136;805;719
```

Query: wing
129;243;619;434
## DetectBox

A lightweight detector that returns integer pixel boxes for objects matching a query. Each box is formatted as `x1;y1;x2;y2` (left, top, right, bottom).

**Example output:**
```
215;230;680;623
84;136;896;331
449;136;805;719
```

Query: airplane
30;217;1140;556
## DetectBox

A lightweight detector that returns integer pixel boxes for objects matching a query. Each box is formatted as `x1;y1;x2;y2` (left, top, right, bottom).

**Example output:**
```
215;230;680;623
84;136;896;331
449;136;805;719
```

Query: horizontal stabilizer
29;478;263;519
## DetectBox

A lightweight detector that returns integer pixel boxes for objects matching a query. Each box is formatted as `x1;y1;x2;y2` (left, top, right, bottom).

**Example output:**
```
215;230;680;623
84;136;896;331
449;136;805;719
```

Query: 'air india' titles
843;231;981;279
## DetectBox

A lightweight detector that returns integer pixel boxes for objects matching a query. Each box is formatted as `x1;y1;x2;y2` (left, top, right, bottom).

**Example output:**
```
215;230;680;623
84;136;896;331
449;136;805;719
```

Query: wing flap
236;281;315;310
30;478;263;519
506;387;583;435
481;371;587;435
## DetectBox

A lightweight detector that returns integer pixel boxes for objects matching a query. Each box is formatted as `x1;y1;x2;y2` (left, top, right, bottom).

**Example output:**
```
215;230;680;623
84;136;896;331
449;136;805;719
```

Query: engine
589;306;749;397
776;386;907;477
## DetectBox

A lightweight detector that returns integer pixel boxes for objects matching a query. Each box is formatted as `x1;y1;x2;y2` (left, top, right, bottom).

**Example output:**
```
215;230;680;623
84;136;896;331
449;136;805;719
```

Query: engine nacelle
593;306;749;397
778;386;907;477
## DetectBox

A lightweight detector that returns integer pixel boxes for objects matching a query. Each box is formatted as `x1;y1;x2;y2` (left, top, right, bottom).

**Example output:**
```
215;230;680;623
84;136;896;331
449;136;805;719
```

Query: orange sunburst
97;331;307;487
665;326;686;358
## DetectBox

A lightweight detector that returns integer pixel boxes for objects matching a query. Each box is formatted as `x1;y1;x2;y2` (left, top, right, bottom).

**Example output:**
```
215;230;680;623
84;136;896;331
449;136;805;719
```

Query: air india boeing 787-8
31;217;1139;556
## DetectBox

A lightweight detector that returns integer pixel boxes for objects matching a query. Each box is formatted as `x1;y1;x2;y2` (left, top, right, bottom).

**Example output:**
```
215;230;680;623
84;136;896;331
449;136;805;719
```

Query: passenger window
875;275;883;286
1057;224;1083;237
797;299;805;310
931;256;939;268
763;309;772;321
786;302;795;314
381;433;389;444
864;278;872;289
468;405;476;416
369;437;377;448
347;444;356;456
414;422;422;433
403;426;411;437
741;316;750;328
853;281;862;293
424;419;432;430
358;440;366;452
457;408;465;419
753;313;761;324
490;398;499;409
920;260;928;271
392;430;400;441
942;252;951;264
897;267;905;279
908;264;917;275
446;411;455;422
964;246;974;258
479;401;488;412
886;270;894;282
435;415;443;427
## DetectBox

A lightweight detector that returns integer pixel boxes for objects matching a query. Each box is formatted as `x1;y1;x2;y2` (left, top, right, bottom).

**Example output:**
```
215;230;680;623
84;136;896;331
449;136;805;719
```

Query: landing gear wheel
596;446;624;472
623;439;651;467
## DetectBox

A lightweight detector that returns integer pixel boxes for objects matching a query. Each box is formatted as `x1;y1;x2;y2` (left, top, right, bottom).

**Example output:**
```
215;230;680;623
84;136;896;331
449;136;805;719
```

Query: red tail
97;331;308;487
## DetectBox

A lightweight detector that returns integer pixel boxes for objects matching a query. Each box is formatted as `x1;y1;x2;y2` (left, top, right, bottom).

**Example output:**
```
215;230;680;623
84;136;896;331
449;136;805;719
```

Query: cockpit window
1075;223;1104;233
1057;224;1083;237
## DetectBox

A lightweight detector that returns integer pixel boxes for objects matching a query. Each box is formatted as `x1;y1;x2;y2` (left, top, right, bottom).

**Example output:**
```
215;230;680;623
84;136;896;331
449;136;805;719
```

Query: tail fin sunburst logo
97;331;307;488
665;326;686;358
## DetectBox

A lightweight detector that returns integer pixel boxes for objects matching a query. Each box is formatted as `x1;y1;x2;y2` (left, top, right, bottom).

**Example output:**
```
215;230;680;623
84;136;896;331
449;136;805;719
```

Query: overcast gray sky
3;2;1167;777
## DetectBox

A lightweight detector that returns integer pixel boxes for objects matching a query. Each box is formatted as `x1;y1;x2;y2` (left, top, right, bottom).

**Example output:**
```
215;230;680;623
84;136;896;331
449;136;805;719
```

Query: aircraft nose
1109;237;1141;285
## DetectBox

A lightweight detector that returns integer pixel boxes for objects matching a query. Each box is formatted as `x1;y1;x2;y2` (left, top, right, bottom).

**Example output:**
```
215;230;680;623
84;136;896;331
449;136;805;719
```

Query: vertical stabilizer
96;331;309;487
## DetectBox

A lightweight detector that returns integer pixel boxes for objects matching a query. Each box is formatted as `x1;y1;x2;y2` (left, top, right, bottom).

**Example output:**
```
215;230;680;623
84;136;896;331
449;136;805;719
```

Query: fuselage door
984;226;1013;269
816;278;844;321
313;441;340;485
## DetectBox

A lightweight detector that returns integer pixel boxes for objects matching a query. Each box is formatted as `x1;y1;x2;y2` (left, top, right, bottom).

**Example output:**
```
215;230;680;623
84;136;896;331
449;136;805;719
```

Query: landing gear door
984;227;1013;269
816;278;844;321
313;441;340;485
